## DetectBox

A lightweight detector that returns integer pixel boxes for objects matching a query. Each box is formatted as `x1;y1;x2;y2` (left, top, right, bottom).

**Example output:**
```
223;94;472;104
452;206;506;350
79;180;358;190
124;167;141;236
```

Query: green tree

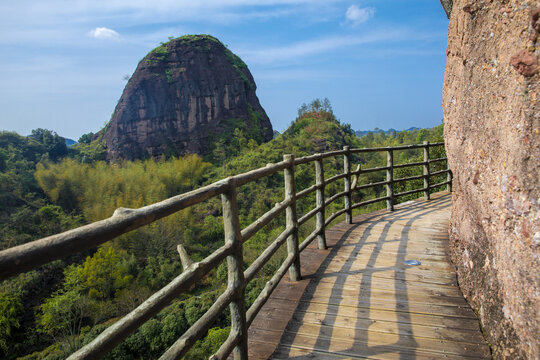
297;97;333;117
188;327;230;359
29;128;68;161
0;291;23;354
38;288;94;355
77;247;134;300
77;132;94;144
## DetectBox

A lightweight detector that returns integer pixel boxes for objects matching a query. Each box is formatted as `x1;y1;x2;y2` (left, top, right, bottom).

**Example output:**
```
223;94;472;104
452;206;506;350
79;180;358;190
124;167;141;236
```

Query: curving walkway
248;192;491;359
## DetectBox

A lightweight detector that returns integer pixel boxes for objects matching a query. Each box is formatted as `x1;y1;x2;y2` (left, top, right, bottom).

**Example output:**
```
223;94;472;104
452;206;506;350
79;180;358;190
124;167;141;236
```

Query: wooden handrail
314;156;326;249
67;242;233;359
393;160;426;169
241;198;291;242
296;183;318;199
350;142;444;153
221;180;248;360
0;142;452;360
244;227;294;283
343;146;353;224
423;141;431;200
0;179;231;279
284;154;301;282
386;148;394;211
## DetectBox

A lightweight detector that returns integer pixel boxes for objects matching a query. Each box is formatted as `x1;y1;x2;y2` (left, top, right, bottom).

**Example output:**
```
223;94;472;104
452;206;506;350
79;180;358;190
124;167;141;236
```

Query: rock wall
98;35;273;161
443;1;539;358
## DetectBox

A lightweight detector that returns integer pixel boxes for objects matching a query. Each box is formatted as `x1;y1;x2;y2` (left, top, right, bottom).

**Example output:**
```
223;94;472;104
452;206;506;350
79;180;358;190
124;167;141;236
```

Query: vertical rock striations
443;1;539;358
99;35;273;161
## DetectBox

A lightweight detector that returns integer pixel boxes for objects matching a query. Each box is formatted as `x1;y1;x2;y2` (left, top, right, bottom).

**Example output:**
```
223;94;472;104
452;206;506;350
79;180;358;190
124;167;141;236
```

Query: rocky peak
98;34;273;161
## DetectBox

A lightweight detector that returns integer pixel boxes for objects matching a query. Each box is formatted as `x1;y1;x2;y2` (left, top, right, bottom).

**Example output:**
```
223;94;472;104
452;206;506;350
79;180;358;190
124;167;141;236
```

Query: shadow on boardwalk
248;193;491;360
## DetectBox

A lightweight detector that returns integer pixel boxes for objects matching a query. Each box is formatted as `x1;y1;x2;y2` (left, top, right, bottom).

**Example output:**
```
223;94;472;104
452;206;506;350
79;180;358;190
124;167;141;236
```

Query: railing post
283;154;301;281
221;179;248;360
343;146;352;224
386;148;394;211
314;155;327;250
423;141;431;200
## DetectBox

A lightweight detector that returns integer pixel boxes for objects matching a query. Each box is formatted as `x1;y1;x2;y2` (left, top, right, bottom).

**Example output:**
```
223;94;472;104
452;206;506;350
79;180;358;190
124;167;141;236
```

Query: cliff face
99;35;273;161
442;1;539;358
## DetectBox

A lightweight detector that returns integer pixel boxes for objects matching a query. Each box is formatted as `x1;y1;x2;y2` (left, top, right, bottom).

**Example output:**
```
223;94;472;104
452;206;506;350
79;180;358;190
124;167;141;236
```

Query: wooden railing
0;142;452;360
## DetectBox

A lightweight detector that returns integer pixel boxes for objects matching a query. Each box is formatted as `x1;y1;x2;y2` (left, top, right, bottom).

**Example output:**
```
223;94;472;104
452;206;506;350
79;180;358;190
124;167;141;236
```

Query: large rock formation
443;1;539;358
98;35;273;161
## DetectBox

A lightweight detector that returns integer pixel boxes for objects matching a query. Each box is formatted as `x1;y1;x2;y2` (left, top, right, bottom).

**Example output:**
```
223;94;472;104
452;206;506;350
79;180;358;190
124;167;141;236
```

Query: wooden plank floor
248;192;491;359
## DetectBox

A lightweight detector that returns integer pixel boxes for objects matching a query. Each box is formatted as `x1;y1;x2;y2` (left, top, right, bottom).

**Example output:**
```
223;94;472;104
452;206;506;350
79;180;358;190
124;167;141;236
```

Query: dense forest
0;99;446;359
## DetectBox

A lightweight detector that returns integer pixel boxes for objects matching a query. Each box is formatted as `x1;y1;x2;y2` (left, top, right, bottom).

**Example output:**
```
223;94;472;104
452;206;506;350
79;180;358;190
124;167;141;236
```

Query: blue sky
0;1;449;140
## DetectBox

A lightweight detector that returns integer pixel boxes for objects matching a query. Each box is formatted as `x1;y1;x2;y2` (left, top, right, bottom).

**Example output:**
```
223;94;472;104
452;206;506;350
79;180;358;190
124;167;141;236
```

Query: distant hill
65;138;76;147
356;127;420;137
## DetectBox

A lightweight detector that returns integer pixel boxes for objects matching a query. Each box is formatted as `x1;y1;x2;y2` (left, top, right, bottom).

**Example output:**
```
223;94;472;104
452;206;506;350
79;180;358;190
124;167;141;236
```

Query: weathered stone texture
443;1;539;358
98;35;273;161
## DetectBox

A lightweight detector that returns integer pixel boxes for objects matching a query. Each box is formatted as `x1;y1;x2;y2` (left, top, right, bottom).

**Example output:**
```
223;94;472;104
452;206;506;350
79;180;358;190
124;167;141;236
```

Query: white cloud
345;5;374;25
0;1;349;46
88;27;120;39
238;30;402;64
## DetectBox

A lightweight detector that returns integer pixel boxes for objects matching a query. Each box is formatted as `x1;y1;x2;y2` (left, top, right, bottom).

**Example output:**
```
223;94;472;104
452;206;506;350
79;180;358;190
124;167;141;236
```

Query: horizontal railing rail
0;141;452;360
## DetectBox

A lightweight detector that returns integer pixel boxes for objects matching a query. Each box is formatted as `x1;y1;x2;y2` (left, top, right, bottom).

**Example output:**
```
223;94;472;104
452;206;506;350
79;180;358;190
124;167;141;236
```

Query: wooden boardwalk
248;192;491;359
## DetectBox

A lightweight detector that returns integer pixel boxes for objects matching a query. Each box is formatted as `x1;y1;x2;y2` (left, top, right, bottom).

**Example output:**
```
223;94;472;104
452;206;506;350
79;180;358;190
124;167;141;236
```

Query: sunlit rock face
99;35;273;161
443;1;539;358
